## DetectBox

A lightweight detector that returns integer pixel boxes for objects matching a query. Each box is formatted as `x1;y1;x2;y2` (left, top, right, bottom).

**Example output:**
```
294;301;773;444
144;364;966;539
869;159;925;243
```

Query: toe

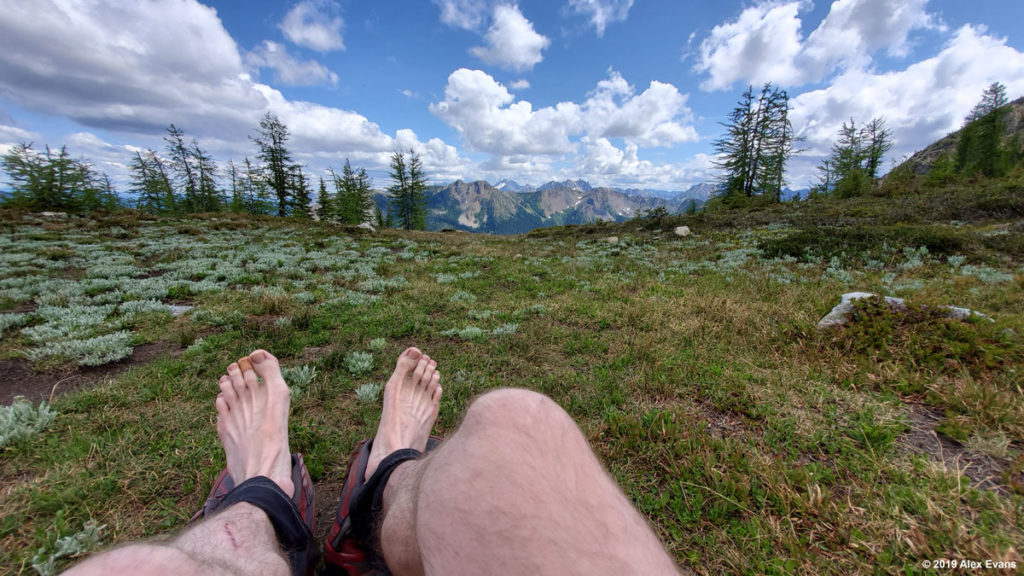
395;347;422;373
218;376;236;403
240;359;260;391
227;363;247;398
249;349;289;395
412;356;430;384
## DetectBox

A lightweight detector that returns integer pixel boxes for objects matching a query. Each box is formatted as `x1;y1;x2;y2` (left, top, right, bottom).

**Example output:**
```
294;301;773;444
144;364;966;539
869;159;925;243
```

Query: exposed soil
897;403;1012;493
0;340;181;405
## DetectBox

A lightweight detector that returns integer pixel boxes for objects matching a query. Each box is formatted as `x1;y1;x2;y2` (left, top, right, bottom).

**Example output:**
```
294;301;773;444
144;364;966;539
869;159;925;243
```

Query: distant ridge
375;178;712;234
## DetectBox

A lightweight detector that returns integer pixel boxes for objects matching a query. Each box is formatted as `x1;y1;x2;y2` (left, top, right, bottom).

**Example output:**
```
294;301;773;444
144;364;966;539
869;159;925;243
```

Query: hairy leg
64;350;296;576
379;389;681;576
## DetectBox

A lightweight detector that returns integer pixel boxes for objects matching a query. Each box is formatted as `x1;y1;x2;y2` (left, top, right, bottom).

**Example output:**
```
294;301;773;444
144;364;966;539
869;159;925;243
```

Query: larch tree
387;150;428;230
253;113;295;216
714;83;795;203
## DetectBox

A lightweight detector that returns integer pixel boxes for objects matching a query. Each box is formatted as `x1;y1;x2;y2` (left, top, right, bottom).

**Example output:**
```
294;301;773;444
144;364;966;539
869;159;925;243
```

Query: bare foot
215;349;295;497
365;347;442;481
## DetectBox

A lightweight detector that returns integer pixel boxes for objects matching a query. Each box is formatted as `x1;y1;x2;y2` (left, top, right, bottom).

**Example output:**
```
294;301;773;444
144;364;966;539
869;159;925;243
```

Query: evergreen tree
333;159;374;224
130;149;176;214
714;83;795;202
252;113;295;216
164;124;199;212
1;143;115;212
316;176;331;220
190;140;223;212
387;150;428;230
227;160;245;213
289;164;312;218
816;116;893;197
957;82;1010;177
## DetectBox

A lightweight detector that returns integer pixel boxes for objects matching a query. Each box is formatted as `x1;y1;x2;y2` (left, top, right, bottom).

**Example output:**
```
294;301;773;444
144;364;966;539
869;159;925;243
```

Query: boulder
817;292;990;329
604;236;619;244
817;292;906;329
674;226;691;237
357;222;376;232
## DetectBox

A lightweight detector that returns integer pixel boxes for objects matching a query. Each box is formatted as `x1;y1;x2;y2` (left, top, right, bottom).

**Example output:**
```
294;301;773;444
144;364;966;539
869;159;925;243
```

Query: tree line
1;112;430;230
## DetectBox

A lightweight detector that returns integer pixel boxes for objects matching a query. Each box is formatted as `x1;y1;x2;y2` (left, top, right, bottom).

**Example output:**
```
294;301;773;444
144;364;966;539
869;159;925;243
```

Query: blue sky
2;0;1024;192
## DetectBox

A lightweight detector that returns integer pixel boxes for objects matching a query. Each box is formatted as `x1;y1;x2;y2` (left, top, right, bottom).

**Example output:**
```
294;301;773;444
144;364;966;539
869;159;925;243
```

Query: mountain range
375;179;714;235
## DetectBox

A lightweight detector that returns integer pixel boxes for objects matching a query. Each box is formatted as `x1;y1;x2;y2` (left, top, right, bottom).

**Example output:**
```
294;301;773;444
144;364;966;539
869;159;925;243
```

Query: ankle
379;459;425;575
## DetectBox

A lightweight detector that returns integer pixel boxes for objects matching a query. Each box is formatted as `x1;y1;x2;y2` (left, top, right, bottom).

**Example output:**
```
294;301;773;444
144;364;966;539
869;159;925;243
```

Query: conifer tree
316;176;331;221
714;83;794;202
2;143;115;212
165;125;199;212
387;150;428;230
957;82;1009;177
252;113;295;216
130;149;176;214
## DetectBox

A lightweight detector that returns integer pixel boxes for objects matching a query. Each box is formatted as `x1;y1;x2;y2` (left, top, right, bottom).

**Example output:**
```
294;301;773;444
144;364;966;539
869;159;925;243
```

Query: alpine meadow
2;1;1024;575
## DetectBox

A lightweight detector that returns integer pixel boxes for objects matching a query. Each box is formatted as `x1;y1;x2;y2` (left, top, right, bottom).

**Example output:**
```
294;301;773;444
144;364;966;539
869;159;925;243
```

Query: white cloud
246;41;338;86
430;68;697;159
400;89;418;98
567;0;634;37
0;0;468;182
695;0;940;91
509;79;531;90
430;68;580;155
470;5;550;72
789;25;1024;185
584;70;698;147
577;137;716;189
279;0;345;52
695;2;805;91
433;0;489;30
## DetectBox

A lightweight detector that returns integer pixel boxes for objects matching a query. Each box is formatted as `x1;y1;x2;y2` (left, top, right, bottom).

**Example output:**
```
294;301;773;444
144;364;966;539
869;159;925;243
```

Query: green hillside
0;174;1022;573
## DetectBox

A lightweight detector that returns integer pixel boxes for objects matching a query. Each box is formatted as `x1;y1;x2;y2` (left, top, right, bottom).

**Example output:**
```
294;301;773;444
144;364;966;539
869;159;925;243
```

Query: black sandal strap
218;476;316;576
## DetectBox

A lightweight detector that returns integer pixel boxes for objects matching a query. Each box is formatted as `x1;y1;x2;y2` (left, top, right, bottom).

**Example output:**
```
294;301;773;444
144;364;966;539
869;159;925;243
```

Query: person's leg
369;385;681;575
64;350;297;576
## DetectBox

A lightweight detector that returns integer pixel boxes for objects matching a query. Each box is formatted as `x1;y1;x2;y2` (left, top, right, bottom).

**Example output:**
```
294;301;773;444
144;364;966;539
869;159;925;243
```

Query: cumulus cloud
430;68;580;155
433;0;489;30
0;0;467;181
577;137;716;189
246;41;339;86
695;0;939;91
695;2;805;90
568;0;634;37
430;68;697;159
279;0;345;52
789;24;1024;185
470;5;550;72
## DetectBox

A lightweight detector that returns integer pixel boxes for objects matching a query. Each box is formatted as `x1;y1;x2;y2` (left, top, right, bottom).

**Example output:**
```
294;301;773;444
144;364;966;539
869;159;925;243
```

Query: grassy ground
1;196;1022;574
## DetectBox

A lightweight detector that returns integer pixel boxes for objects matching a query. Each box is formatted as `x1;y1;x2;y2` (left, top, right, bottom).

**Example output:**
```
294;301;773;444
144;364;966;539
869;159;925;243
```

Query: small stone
513;253;522;259
167;305;194;317
674;226;691;237
604;236;619;244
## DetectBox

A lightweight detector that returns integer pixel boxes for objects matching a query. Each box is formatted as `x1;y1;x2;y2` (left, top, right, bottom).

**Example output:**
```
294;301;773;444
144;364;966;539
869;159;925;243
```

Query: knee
461;388;575;440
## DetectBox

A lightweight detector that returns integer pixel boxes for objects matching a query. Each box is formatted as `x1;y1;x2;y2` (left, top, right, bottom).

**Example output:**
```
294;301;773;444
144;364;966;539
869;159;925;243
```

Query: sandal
323;437;442;576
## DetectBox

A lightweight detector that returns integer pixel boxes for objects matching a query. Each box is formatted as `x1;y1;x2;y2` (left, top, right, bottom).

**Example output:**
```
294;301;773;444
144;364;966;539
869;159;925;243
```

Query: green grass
0;203;1022;574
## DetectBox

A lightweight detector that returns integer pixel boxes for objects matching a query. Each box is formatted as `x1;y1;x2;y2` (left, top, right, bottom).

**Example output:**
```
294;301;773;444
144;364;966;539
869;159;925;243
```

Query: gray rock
818;292;992;329
357;222;376;232
167;305;194;317
674;226;691;237
817;292;906;329
604;236;619;244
